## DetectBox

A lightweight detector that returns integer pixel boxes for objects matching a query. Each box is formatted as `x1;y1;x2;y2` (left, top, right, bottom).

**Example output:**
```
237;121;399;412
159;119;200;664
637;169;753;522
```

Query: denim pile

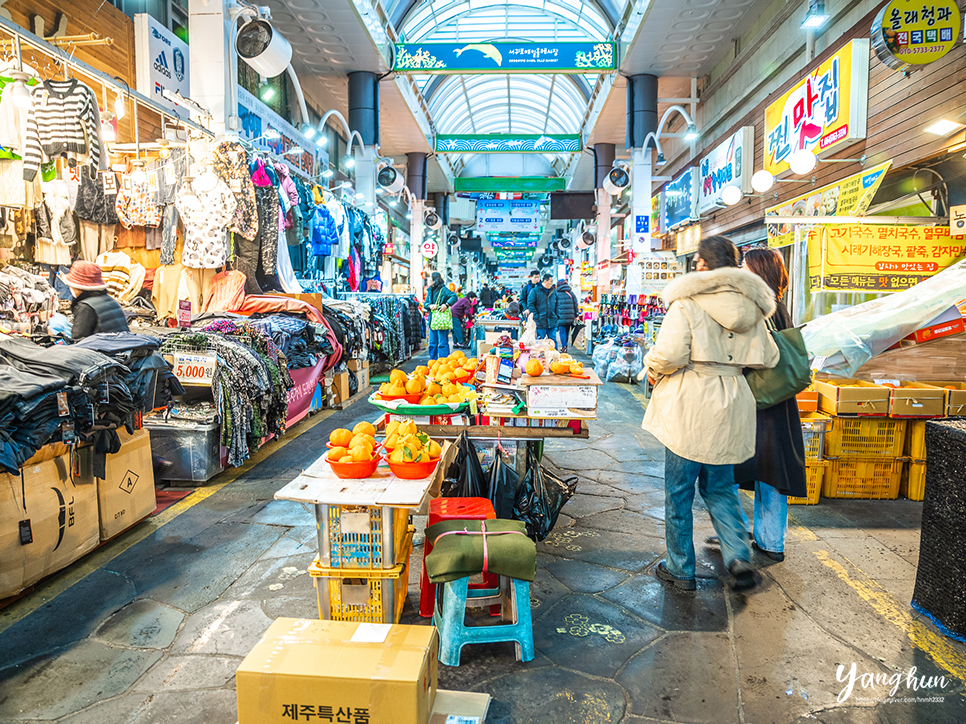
73;332;184;409
245;315;334;370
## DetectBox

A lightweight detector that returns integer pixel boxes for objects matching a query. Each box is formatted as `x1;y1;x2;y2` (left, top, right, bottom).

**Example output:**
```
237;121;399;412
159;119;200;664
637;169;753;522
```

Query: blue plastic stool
433;574;535;666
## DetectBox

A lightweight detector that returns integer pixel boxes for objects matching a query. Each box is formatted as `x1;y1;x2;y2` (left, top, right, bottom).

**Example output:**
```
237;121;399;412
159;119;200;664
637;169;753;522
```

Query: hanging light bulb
345;156;355;170
788;148;817;175
130;160;147;185
157;139;171;159
101;115;116;143
721;184;744;206
751;170;775;193
114;90;126;119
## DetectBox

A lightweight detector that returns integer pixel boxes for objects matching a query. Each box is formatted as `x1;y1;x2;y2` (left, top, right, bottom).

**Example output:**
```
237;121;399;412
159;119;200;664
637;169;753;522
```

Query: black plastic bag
439;432;487;498
487;450;519;519
512;448;578;540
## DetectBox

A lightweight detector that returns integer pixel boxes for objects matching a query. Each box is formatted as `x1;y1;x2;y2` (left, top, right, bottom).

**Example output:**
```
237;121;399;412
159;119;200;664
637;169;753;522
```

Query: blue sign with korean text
664;168;698;230
636;215;649;234
394;42;616;73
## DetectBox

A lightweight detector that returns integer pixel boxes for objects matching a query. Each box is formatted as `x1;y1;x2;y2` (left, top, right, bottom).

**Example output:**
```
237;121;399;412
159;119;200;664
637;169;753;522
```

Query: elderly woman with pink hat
61;261;128;341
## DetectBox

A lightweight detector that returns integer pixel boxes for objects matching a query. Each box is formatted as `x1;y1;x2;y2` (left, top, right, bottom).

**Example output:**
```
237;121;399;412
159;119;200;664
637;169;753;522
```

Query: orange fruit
447;393;463;403
350;445;373;462
426;382;442;396
329;428;353;447
390;370;407;384
452;368;471;383
350;433;375;450
550;360;570;375
439;372;454;383
569;361;584;375
452;350;466;359
406;377;424;394
415;365;430;377
353;421;376;437
442;383;459;397
329;446;349;461
525;359;544;376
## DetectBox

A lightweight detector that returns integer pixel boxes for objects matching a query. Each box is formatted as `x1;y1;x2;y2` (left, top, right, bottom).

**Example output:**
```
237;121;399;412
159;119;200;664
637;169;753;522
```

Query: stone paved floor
1;356;965;723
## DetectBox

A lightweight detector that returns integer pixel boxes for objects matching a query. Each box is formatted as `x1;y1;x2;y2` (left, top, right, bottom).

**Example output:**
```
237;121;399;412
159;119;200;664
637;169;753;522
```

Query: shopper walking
553;279;580;353
61;261;129;341
641;236;779;591
520;269;540;309
479;283;495;308
526;273;558;340
426;271;457;360
730;247;807;562
450;291;477;349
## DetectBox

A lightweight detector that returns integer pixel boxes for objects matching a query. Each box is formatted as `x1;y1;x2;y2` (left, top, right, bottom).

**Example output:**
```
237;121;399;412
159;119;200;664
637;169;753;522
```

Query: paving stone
790;708;882;724
825;536;917;582
560;492;624;519
624;490;668;521
554;512;576;529
57;689;238;724
596;469;666;495
223;551;315;600
260;594;320;621
534;594;661;677
437;646;552;692
480;665;626;723
603;459;666;477
541;558;628;594
617;632;738;722
171;599;273;657
538;525;664;572
544;449;615;471
134;655;240;692
876;689;966;724
601;571;728;632
107;521;285;613
579;508;665;538
260;525;319;559
244;499;315;527
94;599;185;649
0;567;137;669
571;475;624;497
0;640;161;721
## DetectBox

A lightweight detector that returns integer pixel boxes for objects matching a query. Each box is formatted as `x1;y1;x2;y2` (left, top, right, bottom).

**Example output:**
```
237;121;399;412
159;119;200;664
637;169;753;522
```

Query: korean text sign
808;224;966;292
476;200;541;233
764;39;870;176
872;0;961;71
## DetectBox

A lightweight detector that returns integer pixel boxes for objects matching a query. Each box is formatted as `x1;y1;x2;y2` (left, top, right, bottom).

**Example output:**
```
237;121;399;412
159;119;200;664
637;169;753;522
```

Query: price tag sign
178;299;191;328
172;353;217;385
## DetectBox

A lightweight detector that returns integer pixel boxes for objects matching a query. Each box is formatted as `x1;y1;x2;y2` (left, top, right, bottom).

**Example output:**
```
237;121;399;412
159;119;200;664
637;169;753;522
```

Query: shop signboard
698;127;754;214
767;160;892;248
237;88;326;178
663;168;698;230
636;252;685;296
763;39;870;176
871;0;961;72
177;300;190;328
476;200;541;233
421;239;439;258
436;134;581;153
808;224;966;292
134;14;190;118
394;42;616;73
950;205;966;237
580;261;594;292
674;224;702;256
651;193;664;236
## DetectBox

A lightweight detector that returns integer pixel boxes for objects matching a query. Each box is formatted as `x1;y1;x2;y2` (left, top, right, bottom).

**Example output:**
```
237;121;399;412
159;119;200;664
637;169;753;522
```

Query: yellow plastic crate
904;420;926;460
309;536;413;623
900;461;926;501
801;412;831;461
822;457;902;500
321;504;411;569
788;461;827;505
824;417;906;457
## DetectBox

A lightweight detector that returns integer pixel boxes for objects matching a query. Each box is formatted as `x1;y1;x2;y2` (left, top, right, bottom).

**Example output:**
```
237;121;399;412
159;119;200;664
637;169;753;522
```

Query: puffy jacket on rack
311;204;339;256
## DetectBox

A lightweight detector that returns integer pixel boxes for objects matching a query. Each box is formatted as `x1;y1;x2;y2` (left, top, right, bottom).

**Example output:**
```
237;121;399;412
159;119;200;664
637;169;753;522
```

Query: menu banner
476;200;541;233
767;160;892;248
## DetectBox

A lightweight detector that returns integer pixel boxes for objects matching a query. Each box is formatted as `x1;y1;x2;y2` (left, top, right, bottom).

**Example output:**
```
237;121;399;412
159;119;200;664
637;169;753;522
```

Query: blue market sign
437;134;581;154
394;42;616;73
664;167;698;231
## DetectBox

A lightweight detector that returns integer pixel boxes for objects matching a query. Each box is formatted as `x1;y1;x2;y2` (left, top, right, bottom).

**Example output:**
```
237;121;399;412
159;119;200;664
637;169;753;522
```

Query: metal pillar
408;152;428;298
626;74;658;151
348;72;379;148
593;143;615;187
626;74;658;254
434;192;448;275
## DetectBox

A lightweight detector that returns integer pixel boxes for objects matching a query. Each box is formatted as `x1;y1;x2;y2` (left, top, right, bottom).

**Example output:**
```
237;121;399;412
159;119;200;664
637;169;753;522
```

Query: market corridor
0;375;963;724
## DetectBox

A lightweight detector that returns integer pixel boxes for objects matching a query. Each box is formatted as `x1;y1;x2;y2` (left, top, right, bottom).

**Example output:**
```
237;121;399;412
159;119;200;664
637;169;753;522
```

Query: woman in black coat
732;247;807;562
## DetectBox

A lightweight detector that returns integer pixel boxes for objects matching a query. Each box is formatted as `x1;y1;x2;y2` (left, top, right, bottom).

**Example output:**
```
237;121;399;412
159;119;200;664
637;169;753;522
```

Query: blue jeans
536;327;550;340
428;329;450;360
736;482;788;554
556;324;572;351
664;448;752;580
452;320;465;347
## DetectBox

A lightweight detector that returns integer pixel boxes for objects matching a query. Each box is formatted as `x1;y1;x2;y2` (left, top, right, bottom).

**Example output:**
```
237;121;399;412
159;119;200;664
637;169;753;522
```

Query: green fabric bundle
425;519;536;583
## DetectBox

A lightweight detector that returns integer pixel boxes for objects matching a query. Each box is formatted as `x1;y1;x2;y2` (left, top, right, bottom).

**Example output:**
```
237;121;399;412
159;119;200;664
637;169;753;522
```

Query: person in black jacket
553;279;580;353
479;284;495;308
520;269;540;309
61;261;129;341
526;274;558;340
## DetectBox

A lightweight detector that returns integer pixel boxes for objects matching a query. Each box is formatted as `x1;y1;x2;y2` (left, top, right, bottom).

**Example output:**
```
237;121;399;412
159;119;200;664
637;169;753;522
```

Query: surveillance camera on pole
236;18;292;77
602;162;630;196
424;209;442;231
377;165;404;193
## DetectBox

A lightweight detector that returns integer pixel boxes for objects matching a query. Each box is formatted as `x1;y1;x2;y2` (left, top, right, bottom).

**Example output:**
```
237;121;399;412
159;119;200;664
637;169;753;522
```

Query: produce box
888;382;945;418
921;381;966;417
797;386;818;412
815;379;890;417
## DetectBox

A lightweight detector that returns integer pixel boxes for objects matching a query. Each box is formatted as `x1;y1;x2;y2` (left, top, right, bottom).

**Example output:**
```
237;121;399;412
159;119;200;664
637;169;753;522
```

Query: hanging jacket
310;204;339;256
23;79;103;181
74;165;120;225
212;141;258;240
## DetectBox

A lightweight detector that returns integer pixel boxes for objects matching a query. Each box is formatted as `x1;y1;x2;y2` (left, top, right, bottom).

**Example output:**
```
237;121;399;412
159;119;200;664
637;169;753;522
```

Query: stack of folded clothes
73;332;183;410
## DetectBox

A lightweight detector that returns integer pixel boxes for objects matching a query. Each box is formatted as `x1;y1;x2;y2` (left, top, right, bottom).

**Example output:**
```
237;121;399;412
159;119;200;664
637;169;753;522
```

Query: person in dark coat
479;284;495;308
526;274;558;340
520;270;540;309
62;261;129;341
730;247;807;562
450;292;477;348
553;279;579;353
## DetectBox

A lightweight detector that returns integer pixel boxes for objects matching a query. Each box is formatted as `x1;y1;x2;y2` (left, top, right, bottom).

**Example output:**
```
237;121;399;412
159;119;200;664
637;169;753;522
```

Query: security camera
580;228;596;248
602;165;630;196
377;165;404;193
236;19;292;77
424;210;442;230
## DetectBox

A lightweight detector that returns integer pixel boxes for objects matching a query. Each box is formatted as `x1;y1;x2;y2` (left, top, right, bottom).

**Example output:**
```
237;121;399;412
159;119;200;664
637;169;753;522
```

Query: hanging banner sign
134;14;190;119
767;160;892;248
871;0;961;72
421;239;439;258
698;127;754;214
809;224;966;292
674;224;702;256
650;193;664;236
664;168;698;230
476;200;541;233
436;134;581;153
951;205;966;237
764;39;870;176
237;88;326;178
394;42;616;73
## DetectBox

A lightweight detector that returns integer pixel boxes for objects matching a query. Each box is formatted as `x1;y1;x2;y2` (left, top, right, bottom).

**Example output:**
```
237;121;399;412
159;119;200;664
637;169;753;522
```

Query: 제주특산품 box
236;618;438;724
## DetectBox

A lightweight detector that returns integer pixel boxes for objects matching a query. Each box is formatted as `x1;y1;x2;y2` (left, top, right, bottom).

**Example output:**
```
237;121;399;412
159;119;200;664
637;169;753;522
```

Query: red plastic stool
419;497;499;618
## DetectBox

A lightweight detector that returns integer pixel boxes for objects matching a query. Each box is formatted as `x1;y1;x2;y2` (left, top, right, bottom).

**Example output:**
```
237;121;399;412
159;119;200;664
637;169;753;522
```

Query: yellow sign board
767;160;892;248
872;0;961;71
764;39;870;176
808;224;966;292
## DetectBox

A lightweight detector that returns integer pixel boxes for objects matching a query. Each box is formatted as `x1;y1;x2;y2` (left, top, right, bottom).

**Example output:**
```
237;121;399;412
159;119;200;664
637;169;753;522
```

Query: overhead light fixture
751;169;775;193
321;168;334;179
130;160;147;185
258;81;276;102
101;114;116;143
114;90;126;119
354;192;365;200
284;146;303;156
236;18;293;78
157;139;172;159
721;184;744;206
300;123;316;139
263;127;281;140
801;0;829;29
389;197;398;206
406;211;412;219
655;152;666;166
316;134;328;147
345;156;355;169
924;119;965;136
684;124;699;141
788;148;817;175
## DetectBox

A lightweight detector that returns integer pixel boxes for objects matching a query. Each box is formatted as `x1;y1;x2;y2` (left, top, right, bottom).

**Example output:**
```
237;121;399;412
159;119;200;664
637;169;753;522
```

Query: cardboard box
886;306;965;350
347;358;367;372
796;386;818;412
236;618;438;724
351;362;369;392
922;381;966;416
89;429;157;541
888;382;945;418
330;371;350;406
815;379;890;417
0;453;98;599
430;690;491;723
477;340;496;359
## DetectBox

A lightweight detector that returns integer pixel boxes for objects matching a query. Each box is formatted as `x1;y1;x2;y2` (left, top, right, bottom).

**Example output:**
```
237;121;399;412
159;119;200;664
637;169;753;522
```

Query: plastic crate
309;539;412;623
905;420;926;460
788;461;827;505
822;457;902;500
824;417;906;457
900;462;926;501
321;504;412;569
801;413;831;461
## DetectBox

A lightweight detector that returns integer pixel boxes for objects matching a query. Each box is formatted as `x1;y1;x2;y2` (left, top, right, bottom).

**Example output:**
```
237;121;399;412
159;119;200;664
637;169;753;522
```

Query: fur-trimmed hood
662;267;776;333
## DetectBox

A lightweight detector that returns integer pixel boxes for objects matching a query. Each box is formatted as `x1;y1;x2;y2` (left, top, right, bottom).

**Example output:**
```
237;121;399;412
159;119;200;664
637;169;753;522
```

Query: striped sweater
23;79;103;181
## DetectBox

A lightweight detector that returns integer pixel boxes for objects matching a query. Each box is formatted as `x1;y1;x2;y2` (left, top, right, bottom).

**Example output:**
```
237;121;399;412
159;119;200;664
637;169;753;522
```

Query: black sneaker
705;532;754;546
655;560;696;591
752;541;785;562
728;560;757;591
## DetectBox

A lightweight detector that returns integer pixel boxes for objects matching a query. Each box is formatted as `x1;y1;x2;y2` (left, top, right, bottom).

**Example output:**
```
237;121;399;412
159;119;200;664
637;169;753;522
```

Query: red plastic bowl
388;457;441;480
327;440;382;451
327;455;382;479
376;392;423;403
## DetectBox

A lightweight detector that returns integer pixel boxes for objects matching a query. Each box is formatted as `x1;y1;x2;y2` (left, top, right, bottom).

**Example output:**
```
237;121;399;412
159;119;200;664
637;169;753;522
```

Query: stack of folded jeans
73;332;183;410
0;366;74;473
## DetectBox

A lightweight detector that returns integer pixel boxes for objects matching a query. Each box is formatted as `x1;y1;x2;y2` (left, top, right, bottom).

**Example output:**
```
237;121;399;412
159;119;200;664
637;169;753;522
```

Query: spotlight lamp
258;81;276;102
345;156;355;170
684;124;700;141
321;167;334;179
300;123;316;139
802;0;830;29
655;152;666;166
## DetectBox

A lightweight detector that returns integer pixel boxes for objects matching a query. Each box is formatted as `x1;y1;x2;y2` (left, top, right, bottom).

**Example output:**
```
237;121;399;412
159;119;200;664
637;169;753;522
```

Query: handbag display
745;321;812;410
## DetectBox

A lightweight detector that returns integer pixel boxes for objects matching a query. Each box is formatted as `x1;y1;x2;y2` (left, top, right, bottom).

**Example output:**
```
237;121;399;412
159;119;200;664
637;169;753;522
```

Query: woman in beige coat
641;236;779;591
